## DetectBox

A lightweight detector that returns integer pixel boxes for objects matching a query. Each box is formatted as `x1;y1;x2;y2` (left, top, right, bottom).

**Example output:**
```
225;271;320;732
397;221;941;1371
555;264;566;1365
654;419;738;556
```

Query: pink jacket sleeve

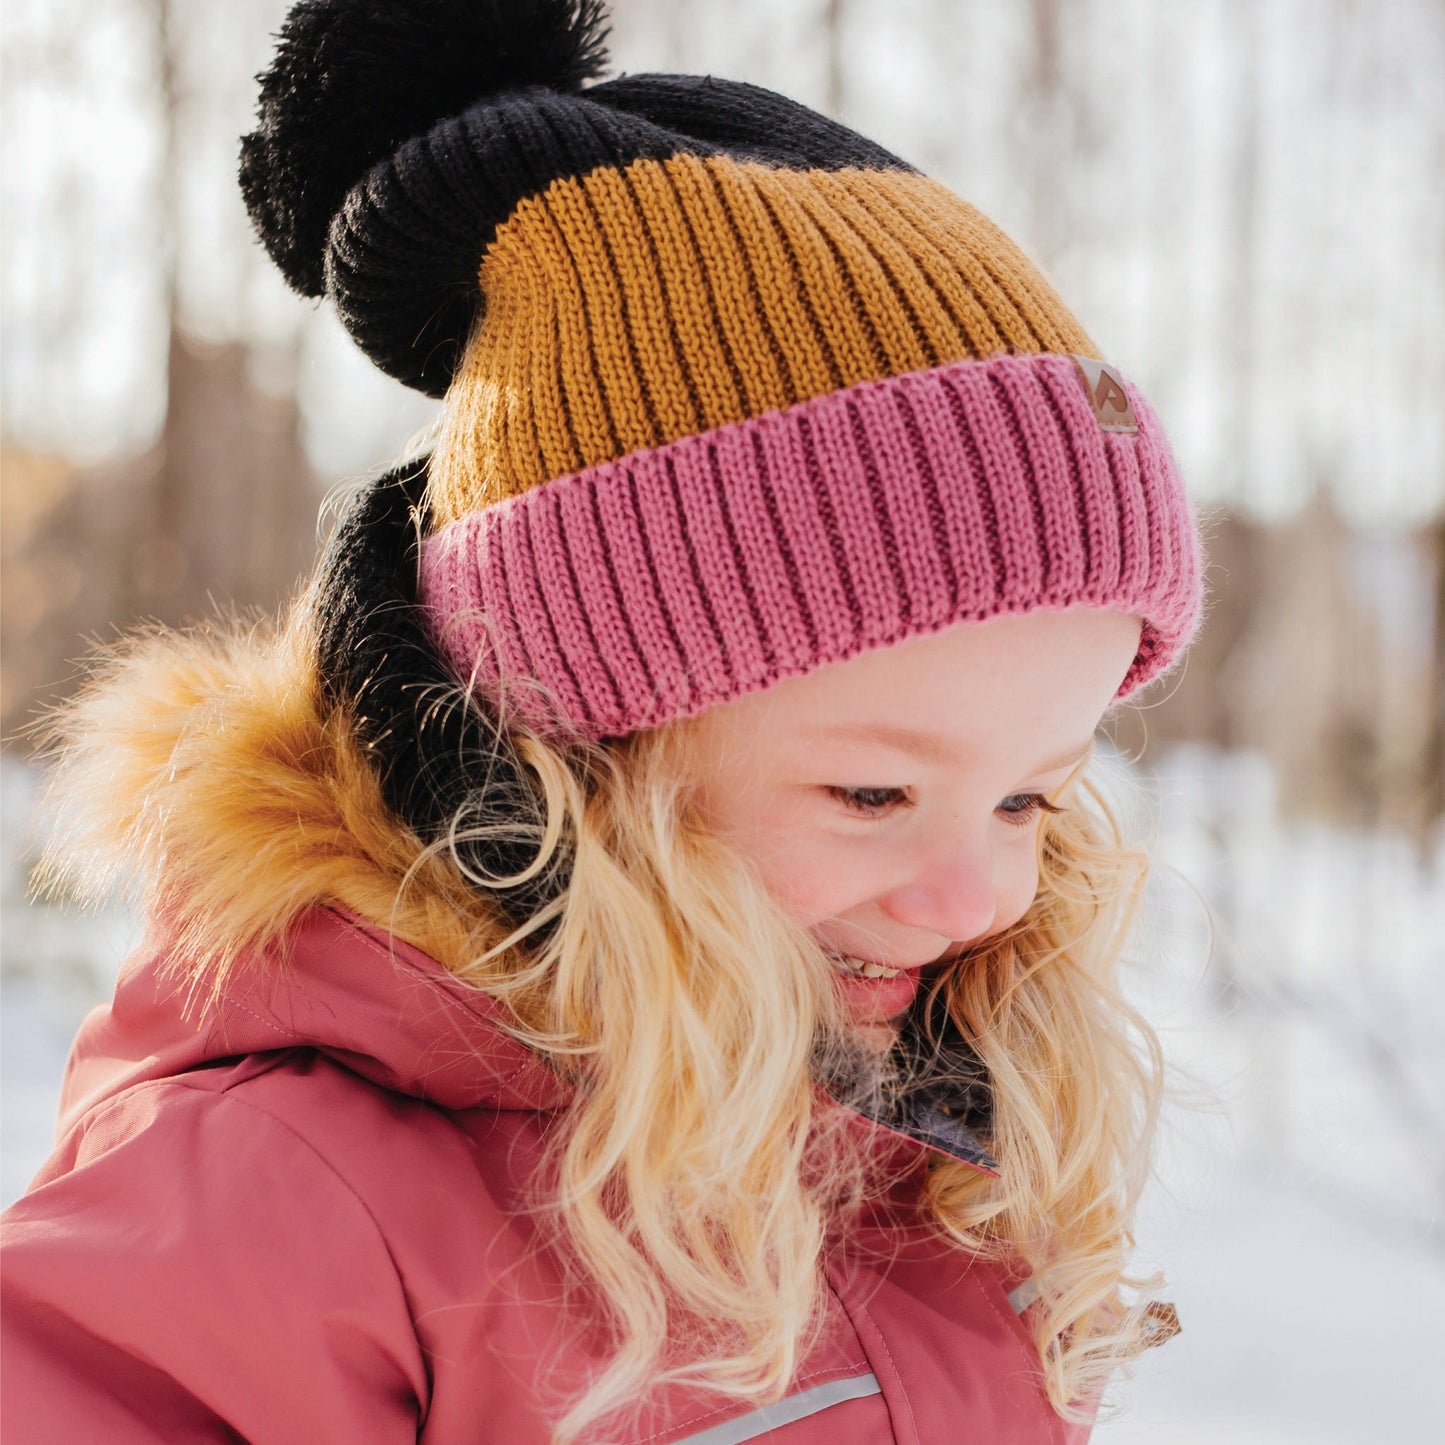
1;1081;427;1442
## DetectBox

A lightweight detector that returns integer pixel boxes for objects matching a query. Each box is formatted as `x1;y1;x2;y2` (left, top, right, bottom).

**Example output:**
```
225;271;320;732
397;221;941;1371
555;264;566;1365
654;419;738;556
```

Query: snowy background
4;1;1444;1441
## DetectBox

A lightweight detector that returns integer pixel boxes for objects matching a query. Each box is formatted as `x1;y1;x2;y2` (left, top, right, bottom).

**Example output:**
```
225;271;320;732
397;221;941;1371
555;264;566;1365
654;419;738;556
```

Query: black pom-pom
240;0;612;298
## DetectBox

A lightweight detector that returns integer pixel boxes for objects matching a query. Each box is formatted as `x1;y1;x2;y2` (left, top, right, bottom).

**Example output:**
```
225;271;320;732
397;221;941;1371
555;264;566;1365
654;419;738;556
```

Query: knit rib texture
429;155;1097;522
420;351;1203;740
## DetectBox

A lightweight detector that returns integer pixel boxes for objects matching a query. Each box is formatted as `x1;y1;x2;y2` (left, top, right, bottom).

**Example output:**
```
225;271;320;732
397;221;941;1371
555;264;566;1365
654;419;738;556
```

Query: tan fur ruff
33;604;500;992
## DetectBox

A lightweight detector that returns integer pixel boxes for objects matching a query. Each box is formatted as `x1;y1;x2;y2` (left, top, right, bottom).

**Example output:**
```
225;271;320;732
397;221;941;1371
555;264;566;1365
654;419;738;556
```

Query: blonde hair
34;596;1169;1444
414;683;1167;1442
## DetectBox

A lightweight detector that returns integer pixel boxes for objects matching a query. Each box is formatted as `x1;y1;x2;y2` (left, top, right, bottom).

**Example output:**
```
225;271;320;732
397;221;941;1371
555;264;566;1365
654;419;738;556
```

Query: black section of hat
324;88;702;395
240;0;612;299
241;4;917;395
312;457;572;938
583;72;912;173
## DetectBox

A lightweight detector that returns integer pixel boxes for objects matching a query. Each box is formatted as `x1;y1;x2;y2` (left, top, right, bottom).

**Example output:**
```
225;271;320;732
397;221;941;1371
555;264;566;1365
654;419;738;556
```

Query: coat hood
58;905;570;1137
38;586;996;1174
36;606;504;997
38;606;577;1130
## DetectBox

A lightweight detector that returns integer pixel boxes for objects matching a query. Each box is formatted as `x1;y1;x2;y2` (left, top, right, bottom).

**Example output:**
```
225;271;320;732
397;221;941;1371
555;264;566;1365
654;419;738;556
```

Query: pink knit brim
418;352;1204;740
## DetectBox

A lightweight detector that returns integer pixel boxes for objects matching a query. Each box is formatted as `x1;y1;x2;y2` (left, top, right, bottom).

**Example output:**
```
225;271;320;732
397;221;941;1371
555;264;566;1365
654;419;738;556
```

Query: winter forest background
2;1;1442;1440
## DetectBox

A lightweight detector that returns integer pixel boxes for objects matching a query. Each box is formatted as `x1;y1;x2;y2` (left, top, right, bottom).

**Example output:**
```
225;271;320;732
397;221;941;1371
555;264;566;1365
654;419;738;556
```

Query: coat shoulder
2;1055;434;1442
55;1047;540;1238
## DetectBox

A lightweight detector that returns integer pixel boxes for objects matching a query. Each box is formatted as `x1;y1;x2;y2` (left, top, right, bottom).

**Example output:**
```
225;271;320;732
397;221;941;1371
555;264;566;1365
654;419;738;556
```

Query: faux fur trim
33;601;502;988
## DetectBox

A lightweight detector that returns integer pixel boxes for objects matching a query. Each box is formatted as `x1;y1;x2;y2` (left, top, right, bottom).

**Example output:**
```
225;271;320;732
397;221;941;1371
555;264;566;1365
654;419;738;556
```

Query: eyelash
825;786;1066;828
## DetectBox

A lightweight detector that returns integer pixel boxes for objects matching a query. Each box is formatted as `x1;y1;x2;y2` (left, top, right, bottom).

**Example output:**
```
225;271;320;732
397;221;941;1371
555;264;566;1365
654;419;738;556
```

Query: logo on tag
1069;356;1138;434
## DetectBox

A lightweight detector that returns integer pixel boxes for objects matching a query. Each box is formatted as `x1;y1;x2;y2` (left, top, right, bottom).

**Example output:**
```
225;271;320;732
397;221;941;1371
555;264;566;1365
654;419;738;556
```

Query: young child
1;2;1204;1441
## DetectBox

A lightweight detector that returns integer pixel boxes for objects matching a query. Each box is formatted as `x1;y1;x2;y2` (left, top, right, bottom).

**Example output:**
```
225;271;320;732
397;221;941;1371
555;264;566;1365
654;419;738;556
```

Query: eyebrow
801;722;1096;774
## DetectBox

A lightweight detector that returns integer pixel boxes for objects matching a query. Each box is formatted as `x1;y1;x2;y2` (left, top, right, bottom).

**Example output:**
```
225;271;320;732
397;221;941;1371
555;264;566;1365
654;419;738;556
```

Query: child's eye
996;793;1066;827
825;787;1067;826
826;786;910;816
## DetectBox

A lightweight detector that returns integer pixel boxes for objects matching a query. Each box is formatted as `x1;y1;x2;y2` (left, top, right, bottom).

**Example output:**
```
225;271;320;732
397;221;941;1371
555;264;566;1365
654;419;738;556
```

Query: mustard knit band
427;156;1097;520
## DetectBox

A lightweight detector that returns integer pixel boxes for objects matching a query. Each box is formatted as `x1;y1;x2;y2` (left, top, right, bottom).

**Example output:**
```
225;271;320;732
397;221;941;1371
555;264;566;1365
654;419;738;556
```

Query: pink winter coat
2;904;1087;1444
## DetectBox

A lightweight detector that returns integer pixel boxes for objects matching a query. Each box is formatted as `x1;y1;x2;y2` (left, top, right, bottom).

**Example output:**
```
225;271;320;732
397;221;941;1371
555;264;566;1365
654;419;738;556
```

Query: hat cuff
418;351;1204;740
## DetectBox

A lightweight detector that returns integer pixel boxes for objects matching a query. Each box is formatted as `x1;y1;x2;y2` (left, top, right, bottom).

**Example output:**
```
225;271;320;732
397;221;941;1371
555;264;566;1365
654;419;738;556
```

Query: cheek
726;832;866;928
693;785;845;921
767;858;862;927
729;835;850;922
993;849;1043;930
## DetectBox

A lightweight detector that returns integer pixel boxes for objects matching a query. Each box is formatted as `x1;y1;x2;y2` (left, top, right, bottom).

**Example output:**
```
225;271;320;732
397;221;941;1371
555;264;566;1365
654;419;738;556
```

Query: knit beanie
241;0;1204;746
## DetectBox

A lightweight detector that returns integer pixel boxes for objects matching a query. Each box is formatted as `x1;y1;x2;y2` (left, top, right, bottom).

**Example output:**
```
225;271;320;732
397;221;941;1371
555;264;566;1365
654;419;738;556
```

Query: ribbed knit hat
242;0;1204;743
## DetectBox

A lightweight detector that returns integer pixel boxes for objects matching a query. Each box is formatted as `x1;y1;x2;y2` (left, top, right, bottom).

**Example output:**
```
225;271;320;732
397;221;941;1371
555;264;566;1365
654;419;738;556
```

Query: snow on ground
2;760;143;1199
3;748;1442;1441
1093;1153;1445;1443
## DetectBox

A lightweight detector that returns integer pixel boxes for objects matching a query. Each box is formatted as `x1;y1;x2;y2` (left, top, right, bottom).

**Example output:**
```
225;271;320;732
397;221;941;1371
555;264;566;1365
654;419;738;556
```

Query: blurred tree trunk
1113;498;1443;852
137;0;185;622
822;0;844;118
0;0;317;741
1425;516;1445;824
1027;0;1063;258
1225;2;1262;525
123;0;315;627
131;331;315;620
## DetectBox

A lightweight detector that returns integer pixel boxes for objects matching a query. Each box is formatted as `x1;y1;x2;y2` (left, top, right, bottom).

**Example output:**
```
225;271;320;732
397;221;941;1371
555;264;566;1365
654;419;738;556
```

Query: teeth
829;954;903;980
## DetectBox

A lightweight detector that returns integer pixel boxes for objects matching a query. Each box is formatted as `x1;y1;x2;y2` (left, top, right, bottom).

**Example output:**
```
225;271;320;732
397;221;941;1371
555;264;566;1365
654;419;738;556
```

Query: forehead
689;609;1142;754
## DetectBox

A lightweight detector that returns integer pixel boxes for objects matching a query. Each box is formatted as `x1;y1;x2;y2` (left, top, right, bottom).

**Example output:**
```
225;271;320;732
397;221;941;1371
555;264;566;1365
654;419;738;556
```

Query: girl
1;2;1204;1441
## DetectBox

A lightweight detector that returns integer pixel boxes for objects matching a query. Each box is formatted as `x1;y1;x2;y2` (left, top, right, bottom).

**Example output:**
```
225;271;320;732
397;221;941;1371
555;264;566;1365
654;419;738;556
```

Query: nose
877;829;1001;945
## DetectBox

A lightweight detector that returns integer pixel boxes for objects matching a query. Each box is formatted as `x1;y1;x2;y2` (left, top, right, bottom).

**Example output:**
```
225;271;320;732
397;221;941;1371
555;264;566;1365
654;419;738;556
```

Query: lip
828;965;922;1024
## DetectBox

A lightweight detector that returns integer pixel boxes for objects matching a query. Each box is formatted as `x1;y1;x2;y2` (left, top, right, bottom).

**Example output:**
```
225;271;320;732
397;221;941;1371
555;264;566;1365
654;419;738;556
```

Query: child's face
685;608;1143;1028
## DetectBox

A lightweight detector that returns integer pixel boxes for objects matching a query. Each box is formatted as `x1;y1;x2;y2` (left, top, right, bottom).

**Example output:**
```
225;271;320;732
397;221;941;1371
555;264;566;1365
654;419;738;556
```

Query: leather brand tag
1069;355;1138;434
